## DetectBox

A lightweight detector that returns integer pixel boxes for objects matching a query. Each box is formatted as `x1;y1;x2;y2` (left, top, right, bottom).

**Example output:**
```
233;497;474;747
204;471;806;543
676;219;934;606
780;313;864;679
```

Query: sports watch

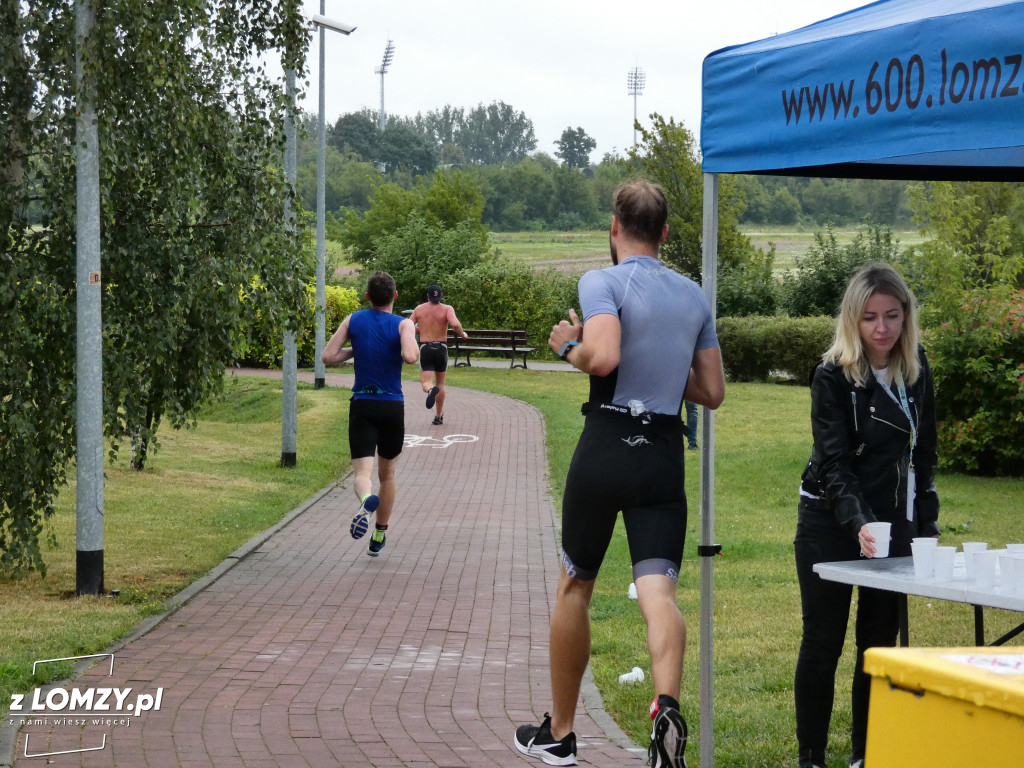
558;340;580;360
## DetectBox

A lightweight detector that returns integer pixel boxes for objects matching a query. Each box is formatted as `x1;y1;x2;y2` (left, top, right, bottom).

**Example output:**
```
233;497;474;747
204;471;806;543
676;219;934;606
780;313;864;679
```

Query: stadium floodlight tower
375;40;395;133
310;7;356;390
627;66;645;147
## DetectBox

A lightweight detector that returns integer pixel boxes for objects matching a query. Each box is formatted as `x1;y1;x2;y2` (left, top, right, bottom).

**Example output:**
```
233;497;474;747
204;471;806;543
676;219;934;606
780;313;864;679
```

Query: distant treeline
295;108;915;233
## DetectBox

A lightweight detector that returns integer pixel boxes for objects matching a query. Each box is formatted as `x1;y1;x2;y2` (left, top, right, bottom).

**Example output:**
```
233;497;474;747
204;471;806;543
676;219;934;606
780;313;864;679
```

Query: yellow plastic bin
864;647;1024;766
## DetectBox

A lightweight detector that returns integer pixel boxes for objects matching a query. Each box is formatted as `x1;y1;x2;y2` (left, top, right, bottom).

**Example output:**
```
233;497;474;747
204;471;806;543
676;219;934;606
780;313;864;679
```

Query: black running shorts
560;409;687;581
419;342;449;372
348;399;405;460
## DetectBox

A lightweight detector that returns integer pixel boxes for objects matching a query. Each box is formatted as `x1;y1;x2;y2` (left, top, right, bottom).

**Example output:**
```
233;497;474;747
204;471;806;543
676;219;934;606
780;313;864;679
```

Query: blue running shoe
368;527;386;556
350;494;379;539
425;385;439;409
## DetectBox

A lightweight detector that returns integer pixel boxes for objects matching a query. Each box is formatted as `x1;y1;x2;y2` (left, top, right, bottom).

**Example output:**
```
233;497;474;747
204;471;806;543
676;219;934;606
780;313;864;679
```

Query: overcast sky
298;0;868;160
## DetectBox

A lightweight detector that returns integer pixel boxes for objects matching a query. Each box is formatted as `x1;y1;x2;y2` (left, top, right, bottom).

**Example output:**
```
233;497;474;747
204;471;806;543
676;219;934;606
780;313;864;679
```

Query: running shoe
514;713;577;766
649;699;688;768
368;527;386;556
425;385;439;409
432;415;443;425
350;494;379;539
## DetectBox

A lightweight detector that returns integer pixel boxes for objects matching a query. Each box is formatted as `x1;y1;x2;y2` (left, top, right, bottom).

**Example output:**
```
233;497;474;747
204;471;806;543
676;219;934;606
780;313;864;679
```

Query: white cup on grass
864;522;891;558
933;546;956;582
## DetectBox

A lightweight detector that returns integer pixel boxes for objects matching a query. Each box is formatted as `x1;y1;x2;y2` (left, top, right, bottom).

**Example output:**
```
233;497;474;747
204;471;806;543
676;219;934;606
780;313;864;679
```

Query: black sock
375;523;388;531
657;694;680;712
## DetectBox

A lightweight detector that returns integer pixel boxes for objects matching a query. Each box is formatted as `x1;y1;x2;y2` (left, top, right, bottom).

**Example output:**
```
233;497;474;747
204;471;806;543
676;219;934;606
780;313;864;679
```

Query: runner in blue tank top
323;272;419;556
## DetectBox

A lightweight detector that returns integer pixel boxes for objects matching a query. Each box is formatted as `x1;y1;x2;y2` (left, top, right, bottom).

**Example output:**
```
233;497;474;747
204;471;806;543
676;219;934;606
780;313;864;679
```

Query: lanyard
880;373;918;521
880;373;917;453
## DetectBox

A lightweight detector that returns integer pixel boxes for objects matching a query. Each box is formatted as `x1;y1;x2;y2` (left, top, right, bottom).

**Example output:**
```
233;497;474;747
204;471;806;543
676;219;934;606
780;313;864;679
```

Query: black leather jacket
800;346;939;538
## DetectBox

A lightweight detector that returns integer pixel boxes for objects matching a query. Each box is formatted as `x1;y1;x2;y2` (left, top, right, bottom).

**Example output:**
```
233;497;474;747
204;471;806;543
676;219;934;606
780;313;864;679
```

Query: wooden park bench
446;328;537;369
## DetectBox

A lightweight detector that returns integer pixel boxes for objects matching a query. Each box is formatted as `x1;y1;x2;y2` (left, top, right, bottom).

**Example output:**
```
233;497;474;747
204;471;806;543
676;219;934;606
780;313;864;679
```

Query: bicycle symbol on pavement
403;433;479;449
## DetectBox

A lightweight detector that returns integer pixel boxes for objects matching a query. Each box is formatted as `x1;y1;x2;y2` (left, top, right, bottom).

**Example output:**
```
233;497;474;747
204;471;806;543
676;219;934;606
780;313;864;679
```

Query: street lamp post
312;8;356;390
627;66;645;147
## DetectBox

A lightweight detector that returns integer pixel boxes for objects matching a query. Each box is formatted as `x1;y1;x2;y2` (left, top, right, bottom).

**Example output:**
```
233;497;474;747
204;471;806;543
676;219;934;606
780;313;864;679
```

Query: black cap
427;284;442;303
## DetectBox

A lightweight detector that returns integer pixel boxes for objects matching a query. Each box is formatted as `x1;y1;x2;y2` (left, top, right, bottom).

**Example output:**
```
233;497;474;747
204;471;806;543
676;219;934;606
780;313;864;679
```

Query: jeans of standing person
793;497;901;765
684;401;698;449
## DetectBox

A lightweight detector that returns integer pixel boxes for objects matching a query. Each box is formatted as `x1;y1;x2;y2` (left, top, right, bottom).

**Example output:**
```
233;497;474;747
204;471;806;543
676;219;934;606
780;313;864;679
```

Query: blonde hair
823;262;921;388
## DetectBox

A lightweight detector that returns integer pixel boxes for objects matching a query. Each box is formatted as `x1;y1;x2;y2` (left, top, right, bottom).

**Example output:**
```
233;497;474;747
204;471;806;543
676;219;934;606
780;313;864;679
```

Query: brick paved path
9;373;645;767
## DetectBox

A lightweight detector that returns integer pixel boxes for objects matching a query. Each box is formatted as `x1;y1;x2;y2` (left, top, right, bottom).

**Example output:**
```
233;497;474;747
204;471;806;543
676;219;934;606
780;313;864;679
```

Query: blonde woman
794;263;939;768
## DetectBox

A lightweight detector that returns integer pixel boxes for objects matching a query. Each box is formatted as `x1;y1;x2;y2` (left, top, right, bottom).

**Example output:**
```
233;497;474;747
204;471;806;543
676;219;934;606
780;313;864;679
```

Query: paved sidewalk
7;371;644;767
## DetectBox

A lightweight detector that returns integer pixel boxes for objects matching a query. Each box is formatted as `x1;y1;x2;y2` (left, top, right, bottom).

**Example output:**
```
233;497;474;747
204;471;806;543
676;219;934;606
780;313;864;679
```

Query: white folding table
814;554;1024;647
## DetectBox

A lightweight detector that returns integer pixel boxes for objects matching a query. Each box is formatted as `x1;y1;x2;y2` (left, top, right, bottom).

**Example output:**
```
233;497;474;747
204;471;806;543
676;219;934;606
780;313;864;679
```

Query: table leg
899;594;909;646
974;605;985;646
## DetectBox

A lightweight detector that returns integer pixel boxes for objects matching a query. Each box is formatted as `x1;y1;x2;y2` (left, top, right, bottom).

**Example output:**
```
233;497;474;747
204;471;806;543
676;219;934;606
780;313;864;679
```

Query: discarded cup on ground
627;582;638;600
618;666;644;684
864;522;892;558
911;541;935;580
961;542;988;578
933;546;956;582
974;550;998;589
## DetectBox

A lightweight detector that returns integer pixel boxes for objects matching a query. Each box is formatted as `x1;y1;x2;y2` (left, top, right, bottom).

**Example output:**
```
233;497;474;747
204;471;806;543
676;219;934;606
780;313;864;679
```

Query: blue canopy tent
696;2;1024;764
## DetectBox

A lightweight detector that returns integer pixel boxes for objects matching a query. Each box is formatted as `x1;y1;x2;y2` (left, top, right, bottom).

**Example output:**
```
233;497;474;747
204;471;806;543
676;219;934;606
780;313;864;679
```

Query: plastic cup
999;553;1016;590
974;550;998;589
912;537;938;547
864;522;892;558
1006;543;1024;555
618;666;644;684
933;546;956;582
911;541;935;580
961;542;989;578
1014;555;1024;594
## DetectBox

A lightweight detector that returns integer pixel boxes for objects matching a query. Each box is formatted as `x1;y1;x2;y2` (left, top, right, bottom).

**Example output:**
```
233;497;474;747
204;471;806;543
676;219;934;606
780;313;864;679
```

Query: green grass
4;368;1023;768
489;230;609;264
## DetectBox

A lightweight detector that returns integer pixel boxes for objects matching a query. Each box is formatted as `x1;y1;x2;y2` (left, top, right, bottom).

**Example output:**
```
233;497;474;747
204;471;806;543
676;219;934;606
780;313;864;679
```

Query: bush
444;256;578;357
781;223;899;317
241;283;361;368
716;316;835;383
718;245;780;317
925;291;1024;475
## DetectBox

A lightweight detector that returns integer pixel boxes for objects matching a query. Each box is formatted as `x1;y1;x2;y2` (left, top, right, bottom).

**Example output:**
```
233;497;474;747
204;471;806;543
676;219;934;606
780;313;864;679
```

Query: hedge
716;315;834;383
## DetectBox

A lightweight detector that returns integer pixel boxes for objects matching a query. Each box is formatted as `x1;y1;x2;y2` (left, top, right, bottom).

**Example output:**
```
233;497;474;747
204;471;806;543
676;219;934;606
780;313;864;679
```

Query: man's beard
609;234;618;265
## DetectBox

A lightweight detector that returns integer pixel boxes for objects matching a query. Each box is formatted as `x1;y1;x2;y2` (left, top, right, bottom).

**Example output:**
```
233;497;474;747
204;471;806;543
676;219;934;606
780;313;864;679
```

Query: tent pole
698;171;719;768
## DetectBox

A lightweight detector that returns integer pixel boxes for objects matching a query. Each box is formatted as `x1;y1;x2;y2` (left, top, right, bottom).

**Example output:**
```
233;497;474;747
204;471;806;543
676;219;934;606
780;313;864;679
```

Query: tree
459;101;537;165
329;109;379;162
554;127;596;169
627;114;751;277
1;0;310;576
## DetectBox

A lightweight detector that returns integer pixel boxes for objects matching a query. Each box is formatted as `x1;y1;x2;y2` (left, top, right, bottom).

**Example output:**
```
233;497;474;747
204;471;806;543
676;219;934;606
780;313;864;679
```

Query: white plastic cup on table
974;550;998;589
998;553;1015;589
864;522;892;558
1006;543;1024;555
933;546;956;582
1014;554;1024;594
961;542;988;578
911;541;935;580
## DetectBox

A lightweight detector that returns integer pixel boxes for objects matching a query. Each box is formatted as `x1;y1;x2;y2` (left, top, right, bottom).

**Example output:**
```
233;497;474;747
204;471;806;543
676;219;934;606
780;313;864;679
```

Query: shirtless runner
408;284;469;425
